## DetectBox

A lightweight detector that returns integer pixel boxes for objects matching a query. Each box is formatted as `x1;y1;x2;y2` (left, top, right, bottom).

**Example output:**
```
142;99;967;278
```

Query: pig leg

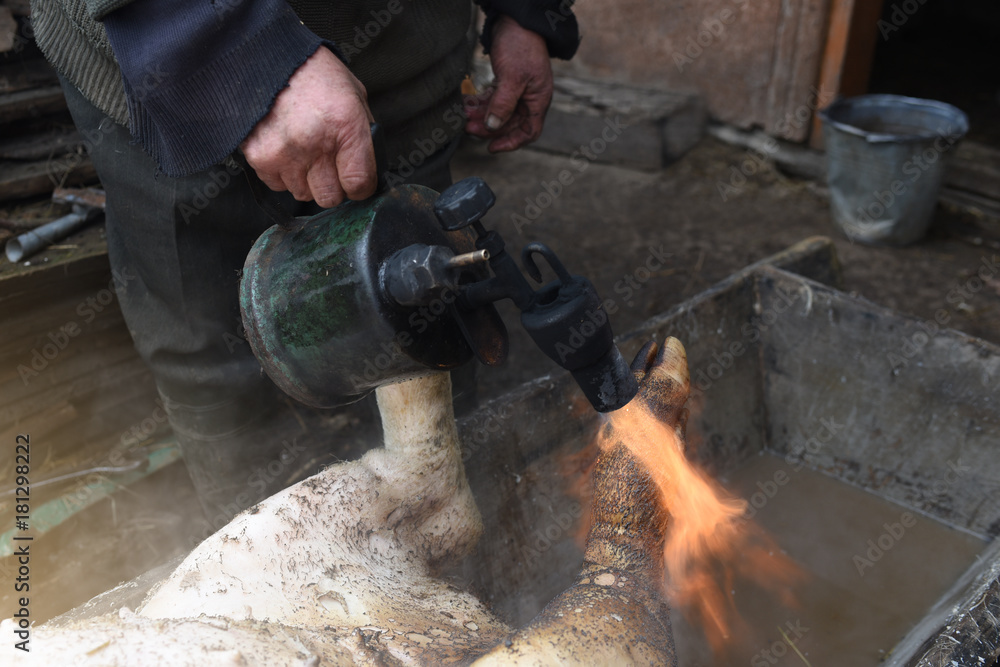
471;337;687;666
139;371;509;662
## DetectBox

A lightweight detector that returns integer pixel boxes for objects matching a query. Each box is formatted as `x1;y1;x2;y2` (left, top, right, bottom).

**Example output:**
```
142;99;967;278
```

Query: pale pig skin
5;338;687;666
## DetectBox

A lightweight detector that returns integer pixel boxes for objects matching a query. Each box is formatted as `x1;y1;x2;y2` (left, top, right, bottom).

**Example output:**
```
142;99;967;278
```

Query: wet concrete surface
673;452;986;666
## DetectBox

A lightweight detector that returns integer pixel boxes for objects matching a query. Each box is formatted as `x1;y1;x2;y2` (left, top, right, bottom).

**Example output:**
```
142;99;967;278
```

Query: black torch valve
430;177;638;413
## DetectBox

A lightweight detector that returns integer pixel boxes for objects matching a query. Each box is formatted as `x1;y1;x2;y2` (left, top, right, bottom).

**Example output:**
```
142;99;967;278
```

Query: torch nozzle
517;270;639;412
569;345;639;412
446;249;490;269
431;177;640;413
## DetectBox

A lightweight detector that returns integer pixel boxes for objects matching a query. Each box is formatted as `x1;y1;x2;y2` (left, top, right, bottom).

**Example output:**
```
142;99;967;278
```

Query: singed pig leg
471;337;687;666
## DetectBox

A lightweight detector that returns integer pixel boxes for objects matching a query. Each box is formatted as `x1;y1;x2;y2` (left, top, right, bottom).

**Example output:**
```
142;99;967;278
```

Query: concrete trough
450;237;1000;665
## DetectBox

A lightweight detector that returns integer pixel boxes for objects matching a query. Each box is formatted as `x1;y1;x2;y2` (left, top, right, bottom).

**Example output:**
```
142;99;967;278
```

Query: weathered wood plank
948;141;1000;202
763;0;830;142
810;0;884;148
0;59;60;94
0;84;66;123
557;0;829;143
0;155;96;202
1;0;30;16
0;5;15;53
0;279;123;343
0;324;136;390
0;223;111;299
0;353;152;427
0;126;82;161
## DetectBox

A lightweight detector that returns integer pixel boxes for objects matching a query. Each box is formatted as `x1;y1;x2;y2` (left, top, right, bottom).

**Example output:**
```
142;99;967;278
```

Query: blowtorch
239;129;638;413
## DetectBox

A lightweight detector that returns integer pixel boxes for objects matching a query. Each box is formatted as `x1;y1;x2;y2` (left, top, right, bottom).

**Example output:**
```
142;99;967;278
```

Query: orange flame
600;402;804;655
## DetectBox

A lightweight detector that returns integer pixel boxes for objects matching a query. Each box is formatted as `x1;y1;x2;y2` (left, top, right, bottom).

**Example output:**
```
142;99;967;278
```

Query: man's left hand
465;15;554;152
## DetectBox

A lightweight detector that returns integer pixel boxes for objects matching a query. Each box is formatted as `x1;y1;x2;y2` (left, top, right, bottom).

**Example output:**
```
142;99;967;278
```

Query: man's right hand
240;47;377;208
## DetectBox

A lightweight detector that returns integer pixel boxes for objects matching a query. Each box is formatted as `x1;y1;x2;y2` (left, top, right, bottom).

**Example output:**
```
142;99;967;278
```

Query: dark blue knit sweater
100;0;579;177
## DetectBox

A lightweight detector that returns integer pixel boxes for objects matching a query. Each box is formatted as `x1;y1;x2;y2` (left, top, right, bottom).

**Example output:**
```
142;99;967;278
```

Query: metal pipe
5;204;102;263
445;249;490;269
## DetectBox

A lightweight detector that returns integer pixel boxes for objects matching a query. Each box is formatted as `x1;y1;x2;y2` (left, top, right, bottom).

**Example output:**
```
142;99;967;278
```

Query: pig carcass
4;337;691;666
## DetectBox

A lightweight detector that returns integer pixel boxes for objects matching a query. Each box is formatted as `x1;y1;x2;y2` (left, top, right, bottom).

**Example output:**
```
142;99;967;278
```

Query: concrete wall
555;0;831;142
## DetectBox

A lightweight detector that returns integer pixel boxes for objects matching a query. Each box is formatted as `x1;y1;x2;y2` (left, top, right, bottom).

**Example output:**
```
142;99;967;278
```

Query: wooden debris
0;125;81;161
0;85;67;124
0;5;15;53
949;141;1000;203
0;60;59;94
1;0;30;17
0;156;96;202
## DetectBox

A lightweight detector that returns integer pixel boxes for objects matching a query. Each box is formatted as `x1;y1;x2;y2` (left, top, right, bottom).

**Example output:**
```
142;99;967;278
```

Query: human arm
99;0;375;206
239;47;376;206
466;0;580;152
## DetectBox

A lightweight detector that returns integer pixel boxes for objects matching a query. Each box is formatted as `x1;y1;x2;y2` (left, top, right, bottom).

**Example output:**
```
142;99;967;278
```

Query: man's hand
241;47;376;208
465;15;554;152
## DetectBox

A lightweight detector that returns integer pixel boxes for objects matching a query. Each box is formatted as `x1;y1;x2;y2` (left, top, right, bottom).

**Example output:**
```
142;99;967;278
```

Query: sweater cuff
103;0;324;176
85;0;134;21
477;0;580;60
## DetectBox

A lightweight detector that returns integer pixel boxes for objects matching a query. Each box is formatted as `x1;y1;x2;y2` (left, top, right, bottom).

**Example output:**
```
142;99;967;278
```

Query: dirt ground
456;135;1000;399
4;132;1000;627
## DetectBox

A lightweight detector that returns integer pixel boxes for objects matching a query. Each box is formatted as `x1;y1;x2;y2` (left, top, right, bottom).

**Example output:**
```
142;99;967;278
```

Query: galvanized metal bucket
819;94;968;246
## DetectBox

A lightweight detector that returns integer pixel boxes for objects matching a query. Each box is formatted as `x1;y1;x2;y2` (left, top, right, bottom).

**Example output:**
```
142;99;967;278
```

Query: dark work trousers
61;79;467;529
